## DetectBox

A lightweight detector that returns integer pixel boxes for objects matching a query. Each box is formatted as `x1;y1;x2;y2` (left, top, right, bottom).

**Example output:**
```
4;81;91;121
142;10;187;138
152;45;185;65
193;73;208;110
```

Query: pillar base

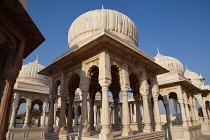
0;133;6;140
59;126;67;135
88;125;96;131
155;125;162;132
79;127;90;137
23;125;30;128
121;127;133;136
112;124;121;131
99;133;113;140
201;122;210;132
46;126;54;133
9;126;15;129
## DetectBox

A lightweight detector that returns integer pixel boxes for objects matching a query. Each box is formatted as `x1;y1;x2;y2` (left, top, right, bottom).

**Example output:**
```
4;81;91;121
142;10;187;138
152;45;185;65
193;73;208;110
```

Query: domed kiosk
153;50;203;140
8;58;50;139
40;8;168;140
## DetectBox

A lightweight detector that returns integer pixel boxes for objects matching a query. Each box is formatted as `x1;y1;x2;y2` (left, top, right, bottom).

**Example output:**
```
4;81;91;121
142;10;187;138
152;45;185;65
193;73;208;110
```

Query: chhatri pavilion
7;7;210;140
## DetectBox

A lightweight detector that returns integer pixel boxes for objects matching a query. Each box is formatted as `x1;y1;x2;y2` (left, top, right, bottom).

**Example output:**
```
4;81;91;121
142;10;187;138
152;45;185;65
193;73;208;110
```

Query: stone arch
53;80;61;95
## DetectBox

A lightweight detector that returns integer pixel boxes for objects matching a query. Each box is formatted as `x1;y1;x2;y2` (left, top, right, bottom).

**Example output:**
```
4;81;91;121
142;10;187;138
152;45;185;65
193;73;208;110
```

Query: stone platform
45;131;164;140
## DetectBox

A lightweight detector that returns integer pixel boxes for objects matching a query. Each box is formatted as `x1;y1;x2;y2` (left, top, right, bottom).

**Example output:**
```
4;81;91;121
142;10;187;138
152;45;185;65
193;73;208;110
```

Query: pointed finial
186;65;188;70
102;5;104;9
157;47;160;54
36;55;38;61
35;55;38;62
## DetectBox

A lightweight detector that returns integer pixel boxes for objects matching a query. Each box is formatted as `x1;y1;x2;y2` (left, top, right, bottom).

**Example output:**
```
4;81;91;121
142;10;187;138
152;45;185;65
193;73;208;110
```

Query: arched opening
88;66;101;131
66;73;80;132
129;73;142;132
168;92;182;125
31;99;43;127
158;95;166;125
16;98;26;128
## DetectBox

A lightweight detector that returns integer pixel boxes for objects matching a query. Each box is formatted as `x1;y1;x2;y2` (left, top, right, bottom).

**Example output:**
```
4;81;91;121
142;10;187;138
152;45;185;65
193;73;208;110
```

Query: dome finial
102;5;104;9
35;55;39;62
157;47;160;54
186;65;188;70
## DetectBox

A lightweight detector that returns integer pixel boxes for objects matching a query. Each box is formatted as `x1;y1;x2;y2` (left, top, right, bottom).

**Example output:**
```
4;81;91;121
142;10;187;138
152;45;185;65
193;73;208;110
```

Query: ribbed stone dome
17;59;49;85
184;69;203;88
68;8;138;48
154;52;184;75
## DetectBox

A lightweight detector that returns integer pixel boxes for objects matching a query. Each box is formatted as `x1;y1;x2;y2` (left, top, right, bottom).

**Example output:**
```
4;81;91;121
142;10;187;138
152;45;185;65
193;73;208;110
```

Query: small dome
17;59;49;85
154;52;184;75
68;8;138;48
184;69;203;88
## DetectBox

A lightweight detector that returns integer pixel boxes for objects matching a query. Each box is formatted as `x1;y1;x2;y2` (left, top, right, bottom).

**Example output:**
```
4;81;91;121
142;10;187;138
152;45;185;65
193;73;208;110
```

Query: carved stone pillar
59;95;67;134
130;103;133;123
184;101;192;126
112;99;120;131
163;98;171;127
79;86;90;137
37;105;42;127
93;104;97;126
9;105;18;129
120;87;132;136
98;51;113;139
153;95;162;131
41;102;47;127
134;99;143;131
67;98;74;133
89;99;95;131
23;98;32;128
47;96;55;133
74;105;78;126
9;93;19;128
133;103;137;123
178;99;188;127
99;83;112;139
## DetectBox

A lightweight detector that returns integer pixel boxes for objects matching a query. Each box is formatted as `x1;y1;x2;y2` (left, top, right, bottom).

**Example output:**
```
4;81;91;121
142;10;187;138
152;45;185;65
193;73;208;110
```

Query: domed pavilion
8;58;50;139
154;50;205;139
40;8;168;140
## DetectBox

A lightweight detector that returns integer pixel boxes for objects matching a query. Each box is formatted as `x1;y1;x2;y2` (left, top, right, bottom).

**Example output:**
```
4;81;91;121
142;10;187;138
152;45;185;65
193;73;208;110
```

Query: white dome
154;53;184;75
184;69;203;88
17;59;49;85
68;8;138;48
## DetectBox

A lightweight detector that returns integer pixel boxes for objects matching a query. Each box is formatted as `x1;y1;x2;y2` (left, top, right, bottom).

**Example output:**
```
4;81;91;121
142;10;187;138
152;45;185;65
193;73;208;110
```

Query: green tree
16;108;40;119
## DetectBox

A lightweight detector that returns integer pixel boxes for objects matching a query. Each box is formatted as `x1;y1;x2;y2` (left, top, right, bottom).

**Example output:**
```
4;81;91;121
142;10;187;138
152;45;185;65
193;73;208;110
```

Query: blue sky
18;0;210;114
25;0;210;85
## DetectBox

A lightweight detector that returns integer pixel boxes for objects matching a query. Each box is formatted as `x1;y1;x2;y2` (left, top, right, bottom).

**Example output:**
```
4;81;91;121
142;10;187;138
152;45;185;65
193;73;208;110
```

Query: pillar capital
141;91;149;97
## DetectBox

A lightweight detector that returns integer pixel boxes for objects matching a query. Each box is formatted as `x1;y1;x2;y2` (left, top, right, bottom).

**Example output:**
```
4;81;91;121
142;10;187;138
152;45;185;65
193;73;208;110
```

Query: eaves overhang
0;0;45;58
39;29;168;76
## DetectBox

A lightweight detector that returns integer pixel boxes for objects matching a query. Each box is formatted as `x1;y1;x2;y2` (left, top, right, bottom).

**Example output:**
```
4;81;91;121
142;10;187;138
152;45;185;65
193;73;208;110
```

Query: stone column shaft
153;97;162;131
47;98;55;133
67;99;74;133
112;100;120;131
59;95;67;134
89;100;95;131
130;103;133;123
9;106;18;128
179;100;188;127
79;89;90;137
93;105;97;126
74;105;78;126
184;103;192;126
41;107;47;127
23;99;31;128
99;85;113;139
135;100;142;131
142;94;152;133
